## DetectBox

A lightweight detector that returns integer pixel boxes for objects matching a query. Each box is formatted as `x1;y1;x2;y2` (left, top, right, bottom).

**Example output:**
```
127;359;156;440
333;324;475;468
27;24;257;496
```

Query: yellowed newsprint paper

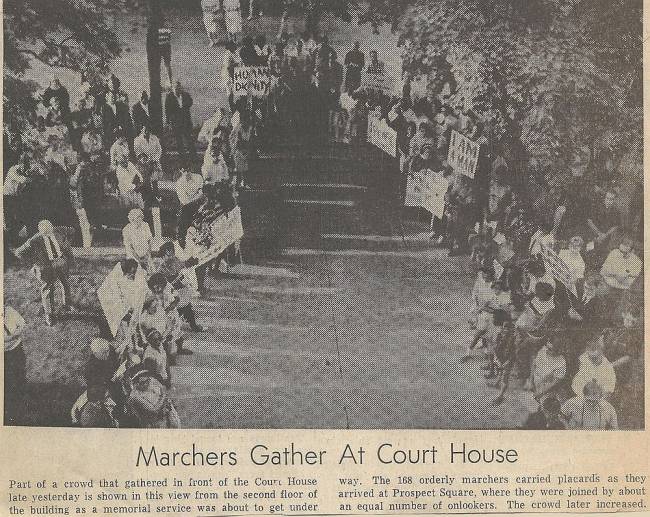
1;0;649;515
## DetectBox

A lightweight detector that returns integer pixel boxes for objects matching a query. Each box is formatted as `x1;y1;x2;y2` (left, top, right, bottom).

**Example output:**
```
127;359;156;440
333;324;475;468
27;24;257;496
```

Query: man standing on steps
175;167;205;247
14;220;75;326
165;81;196;163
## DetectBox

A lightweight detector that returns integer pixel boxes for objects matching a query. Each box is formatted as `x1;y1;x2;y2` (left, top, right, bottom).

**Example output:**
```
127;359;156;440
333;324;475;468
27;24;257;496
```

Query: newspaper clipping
1;0;648;515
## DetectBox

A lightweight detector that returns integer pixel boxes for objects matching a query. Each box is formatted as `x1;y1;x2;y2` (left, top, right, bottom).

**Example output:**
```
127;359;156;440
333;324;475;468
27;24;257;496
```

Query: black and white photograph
3;0;644;431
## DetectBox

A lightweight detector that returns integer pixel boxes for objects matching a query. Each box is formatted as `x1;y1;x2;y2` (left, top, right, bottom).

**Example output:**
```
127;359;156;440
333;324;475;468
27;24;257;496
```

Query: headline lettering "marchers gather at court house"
136;443;519;467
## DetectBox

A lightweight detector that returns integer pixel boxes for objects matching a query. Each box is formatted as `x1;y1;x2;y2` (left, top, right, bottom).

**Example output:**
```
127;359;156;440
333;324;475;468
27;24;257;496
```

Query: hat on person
128;208;145;223
90;338;112;361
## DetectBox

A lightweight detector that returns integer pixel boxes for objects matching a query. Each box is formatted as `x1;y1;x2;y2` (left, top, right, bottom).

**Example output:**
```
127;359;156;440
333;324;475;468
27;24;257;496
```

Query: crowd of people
3;6;644;429
319;40;644;430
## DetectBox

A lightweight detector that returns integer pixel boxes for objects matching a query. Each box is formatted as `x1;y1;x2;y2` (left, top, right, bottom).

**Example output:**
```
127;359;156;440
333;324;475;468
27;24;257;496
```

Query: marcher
156;241;204;332
110;133;131;172
148;272;192;359
202;130;233;186
175;167;205;247
165;81;196;162
115;156;144;209
122;208;154;270
42;76;71;115
142;328;172;387
231;109;253;189
135;151;163;246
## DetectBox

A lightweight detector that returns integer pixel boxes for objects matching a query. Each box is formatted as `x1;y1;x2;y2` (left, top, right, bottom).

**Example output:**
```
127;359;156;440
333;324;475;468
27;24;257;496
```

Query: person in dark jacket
132;91;152;136
344;41;364;93
165;81;196;162
522;396;566;429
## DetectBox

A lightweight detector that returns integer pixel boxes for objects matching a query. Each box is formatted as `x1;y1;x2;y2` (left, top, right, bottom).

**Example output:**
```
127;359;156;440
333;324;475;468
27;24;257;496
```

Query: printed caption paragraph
6;473;647;515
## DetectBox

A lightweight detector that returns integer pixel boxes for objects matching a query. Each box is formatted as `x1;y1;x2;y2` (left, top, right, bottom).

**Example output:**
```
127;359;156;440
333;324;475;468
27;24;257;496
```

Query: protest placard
447;130;481;178
367;113;397;157
233;66;271;98
98;263;147;337
405;168;449;218
361;63;401;96
189;205;244;267
540;243;578;297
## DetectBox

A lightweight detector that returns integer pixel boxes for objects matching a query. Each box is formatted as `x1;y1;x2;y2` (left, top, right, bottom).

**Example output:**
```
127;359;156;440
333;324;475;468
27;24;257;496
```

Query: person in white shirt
110;134;131;171
600;236;642;293
122;208;154;270
199;107;231;145
201;0;226;47
529;339;566;400
562;380;618;430
4;305;27;424
572;334;617;397
115;156;144;209
4;153;31;197
133;125;163;180
558;235;586;296
202;132;231;185
175;168;205;247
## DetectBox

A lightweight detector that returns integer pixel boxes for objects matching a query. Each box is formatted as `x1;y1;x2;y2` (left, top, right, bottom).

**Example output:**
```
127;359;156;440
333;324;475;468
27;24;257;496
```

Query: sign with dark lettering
233;66;271;98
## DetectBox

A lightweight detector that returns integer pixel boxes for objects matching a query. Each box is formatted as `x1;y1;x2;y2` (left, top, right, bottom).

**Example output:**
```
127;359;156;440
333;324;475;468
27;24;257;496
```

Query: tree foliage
3;0;123;130
398;0;642;182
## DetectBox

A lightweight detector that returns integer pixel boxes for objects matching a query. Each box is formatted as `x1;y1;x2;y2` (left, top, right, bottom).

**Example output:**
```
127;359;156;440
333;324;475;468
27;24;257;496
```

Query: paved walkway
171;251;533;429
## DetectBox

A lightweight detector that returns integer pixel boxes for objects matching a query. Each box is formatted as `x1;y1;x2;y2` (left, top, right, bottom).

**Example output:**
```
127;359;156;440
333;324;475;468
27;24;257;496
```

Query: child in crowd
147;273;192;363
485;310;517;405
462;277;511;362
156;241;204;332
142;329;171;388
514;281;556;379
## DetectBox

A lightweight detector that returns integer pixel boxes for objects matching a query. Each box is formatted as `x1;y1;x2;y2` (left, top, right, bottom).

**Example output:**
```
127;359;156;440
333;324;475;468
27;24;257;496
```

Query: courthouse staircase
240;141;431;254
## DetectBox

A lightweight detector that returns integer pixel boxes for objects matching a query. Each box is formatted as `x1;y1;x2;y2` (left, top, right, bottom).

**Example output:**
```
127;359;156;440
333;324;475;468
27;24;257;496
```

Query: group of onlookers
3;15;644;430
459;169;643;430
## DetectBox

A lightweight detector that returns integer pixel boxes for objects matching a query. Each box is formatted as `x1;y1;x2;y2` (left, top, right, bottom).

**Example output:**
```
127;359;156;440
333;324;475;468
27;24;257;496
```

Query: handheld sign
233;66;271;98
367;113;397;157
540;243;578;297
447;130;480;179
405;168;448;218
187;205;244;267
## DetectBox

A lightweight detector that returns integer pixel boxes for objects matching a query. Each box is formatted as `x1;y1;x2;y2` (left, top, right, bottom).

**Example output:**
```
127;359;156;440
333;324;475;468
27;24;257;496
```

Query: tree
398;0;642;187
3;0;123;132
